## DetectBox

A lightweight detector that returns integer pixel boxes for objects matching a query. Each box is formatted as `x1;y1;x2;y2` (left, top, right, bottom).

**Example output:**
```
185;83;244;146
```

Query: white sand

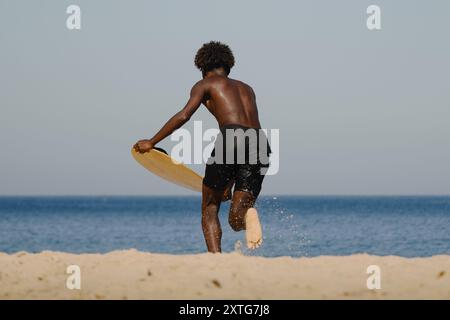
0;250;449;299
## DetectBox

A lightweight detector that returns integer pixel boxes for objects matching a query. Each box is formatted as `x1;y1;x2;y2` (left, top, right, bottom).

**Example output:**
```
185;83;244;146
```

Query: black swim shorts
203;124;271;198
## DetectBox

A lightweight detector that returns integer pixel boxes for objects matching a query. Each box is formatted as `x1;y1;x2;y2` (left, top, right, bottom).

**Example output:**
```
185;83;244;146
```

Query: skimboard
131;147;203;192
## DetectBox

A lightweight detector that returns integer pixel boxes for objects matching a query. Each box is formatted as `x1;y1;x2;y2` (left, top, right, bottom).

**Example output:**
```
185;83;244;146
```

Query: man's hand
133;139;154;153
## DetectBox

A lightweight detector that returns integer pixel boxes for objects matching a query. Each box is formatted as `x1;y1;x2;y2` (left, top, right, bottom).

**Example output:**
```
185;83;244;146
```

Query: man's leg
201;184;224;253
228;190;263;249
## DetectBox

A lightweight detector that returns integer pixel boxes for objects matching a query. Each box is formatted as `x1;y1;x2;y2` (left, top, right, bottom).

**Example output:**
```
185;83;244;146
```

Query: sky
0;1;449;195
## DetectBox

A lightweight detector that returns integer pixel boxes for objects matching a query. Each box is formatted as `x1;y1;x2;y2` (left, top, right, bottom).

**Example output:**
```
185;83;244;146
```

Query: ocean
0;196;449;257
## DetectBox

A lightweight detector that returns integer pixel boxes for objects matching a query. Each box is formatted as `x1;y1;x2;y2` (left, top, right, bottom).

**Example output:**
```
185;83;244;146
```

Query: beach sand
0;250;449;299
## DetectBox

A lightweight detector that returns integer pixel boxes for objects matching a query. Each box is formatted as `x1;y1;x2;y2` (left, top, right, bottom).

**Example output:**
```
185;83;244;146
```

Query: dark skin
134;67;262;253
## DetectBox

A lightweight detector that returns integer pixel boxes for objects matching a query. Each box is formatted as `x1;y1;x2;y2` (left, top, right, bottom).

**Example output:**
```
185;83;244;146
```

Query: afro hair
194;41;235;75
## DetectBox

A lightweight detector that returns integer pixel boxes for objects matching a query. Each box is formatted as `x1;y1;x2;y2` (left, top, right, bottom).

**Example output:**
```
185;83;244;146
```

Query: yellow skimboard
131;147;203;192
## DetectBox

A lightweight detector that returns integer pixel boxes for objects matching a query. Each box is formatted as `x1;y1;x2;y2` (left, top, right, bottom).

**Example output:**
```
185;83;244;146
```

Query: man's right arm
147;80;206;146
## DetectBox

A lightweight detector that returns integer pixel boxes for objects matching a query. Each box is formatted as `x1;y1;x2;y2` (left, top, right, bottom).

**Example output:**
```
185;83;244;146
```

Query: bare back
201;75;261;129
144;73;262;148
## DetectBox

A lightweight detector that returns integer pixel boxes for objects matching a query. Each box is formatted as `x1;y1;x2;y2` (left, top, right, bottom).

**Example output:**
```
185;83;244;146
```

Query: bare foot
245;208;263;249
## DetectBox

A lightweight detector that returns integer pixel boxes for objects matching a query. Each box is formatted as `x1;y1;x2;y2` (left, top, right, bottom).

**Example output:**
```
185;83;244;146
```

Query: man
134;41;270;253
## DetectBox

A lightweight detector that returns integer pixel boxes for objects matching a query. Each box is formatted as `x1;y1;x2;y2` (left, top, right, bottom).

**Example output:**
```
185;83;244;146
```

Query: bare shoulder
199;76;255;96
230;78;255;96
192;78;208;89
229;78;250;87
193;76;222;90
190;78;212;96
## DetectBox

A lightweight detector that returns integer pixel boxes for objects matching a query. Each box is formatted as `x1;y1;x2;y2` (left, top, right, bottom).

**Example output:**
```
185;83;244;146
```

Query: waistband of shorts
219;123;261;132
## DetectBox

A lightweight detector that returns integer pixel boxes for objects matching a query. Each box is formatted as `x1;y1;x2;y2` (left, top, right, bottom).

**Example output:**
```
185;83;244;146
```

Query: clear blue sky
1;1;449;195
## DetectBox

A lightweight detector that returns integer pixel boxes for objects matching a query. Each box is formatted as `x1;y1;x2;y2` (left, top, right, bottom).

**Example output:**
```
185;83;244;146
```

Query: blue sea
0;196;449;257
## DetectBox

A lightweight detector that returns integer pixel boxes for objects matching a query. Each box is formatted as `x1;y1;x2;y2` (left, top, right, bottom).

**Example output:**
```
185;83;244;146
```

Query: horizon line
1;194;450;197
